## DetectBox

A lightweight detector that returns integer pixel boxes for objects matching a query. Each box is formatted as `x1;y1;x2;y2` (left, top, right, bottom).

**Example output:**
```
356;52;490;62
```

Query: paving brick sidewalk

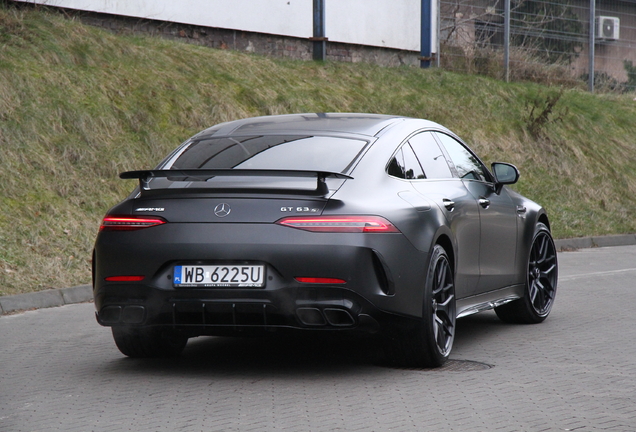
1;244;636;431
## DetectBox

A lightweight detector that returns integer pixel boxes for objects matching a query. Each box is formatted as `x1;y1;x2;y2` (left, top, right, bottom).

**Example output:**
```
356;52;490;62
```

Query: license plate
173;265;265;287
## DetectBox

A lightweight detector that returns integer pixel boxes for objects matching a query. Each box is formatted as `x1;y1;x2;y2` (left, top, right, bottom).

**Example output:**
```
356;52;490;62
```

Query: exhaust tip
323;308;355;327
296;308;326;326
97;305;145;325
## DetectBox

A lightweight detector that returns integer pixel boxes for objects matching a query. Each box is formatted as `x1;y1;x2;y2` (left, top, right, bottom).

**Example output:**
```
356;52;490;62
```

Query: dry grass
1;4;636;295
440;44;585;89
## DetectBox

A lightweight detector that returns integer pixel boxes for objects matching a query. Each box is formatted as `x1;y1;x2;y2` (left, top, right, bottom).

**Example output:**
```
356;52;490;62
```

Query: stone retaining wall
72;9;420;67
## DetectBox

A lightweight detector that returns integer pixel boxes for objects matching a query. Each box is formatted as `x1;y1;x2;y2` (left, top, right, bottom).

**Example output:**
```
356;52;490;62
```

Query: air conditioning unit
596;16;620;41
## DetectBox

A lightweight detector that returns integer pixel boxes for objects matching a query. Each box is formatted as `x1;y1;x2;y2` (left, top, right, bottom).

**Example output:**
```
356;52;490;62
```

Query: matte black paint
94;113;550;338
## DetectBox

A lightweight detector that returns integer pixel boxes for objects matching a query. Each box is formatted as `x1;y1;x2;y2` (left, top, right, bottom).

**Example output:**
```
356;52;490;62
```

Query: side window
387;144;425;179
403;144;425;179
387;147;406;178
408;132;453;179
434;133;489;182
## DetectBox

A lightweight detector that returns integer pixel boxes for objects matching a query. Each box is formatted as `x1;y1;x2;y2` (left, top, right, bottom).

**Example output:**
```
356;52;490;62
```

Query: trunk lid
129;197;329;223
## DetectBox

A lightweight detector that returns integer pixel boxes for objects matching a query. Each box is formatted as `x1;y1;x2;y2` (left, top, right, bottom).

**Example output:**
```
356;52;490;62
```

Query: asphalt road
1;245;636;432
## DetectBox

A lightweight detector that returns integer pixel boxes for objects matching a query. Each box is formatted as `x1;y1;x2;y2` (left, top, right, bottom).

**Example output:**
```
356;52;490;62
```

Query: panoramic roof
198;113;406;138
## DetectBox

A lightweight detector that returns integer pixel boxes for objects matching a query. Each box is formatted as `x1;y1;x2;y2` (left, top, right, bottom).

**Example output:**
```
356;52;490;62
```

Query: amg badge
135;207;165;212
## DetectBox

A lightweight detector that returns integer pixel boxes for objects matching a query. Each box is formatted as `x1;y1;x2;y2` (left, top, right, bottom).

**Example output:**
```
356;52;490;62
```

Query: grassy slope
1;5;636;295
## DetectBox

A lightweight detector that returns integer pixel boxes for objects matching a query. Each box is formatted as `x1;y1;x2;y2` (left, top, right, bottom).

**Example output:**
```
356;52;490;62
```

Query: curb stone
0;285;92;316
1;234;635;316
553;233;636;251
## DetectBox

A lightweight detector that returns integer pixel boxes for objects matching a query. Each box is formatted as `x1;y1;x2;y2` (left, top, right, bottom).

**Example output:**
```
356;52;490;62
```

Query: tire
111;326;188;358
385;244;456;368
495;222;558;324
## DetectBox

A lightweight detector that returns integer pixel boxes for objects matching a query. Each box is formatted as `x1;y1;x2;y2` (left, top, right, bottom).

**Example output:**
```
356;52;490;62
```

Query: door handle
443;198;455;211
478;198;490;209
516;205;527;217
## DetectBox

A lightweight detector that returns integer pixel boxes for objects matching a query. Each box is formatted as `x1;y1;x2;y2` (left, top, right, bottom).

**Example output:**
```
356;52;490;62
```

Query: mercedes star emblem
214;203;231;218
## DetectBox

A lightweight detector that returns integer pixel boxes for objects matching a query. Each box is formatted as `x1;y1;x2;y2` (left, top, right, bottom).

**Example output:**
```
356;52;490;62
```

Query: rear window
164;135;368;173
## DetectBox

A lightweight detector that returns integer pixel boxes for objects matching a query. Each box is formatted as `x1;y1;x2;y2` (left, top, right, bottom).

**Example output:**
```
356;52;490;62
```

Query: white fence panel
18;0;313;38
327;0;421;51
18;0;425;52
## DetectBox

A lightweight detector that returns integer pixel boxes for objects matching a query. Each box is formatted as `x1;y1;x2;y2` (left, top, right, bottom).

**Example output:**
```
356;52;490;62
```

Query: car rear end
93;128;426;340
94;202;415;336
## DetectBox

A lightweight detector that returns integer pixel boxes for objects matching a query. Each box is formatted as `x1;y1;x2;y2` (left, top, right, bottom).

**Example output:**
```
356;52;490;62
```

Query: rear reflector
276;216;399;233
104;275;145;282
100;216;166;231
295;277;346;284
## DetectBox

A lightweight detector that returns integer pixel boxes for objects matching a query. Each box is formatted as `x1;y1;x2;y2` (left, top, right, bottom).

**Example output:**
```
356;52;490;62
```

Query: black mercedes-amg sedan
93;113;558;367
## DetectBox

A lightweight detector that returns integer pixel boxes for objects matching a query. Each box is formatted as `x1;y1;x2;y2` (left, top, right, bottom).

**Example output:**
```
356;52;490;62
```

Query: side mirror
491;162;519;194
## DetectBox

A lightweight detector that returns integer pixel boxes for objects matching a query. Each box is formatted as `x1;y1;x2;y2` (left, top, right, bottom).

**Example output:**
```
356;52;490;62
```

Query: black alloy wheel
527;227;558;315
429;245;456;359
496;222;558;324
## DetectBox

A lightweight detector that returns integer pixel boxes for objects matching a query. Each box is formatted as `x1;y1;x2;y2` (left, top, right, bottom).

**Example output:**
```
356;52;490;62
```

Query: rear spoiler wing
119;169;353;196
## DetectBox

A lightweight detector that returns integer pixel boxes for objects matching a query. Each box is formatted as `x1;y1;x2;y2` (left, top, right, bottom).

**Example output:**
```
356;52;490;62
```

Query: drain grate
388;359;493;372
438;359;493;371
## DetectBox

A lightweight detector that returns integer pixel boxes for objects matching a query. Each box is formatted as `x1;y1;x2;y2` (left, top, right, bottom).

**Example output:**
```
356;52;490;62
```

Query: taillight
99;216;167;231
276;216;399;233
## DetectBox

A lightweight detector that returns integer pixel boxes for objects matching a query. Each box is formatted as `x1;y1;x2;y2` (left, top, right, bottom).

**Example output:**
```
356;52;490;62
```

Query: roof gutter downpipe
420;0;432;68
312;0;327;61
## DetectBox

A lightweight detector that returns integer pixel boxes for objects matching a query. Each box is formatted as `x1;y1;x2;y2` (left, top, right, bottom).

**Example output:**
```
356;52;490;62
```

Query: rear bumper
94;222;431;335
94;283;398;336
